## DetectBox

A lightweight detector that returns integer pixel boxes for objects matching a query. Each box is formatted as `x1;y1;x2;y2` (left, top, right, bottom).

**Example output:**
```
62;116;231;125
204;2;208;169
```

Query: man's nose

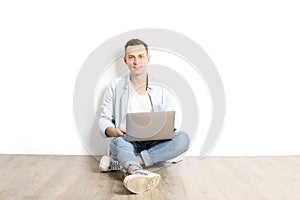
133;57;140;64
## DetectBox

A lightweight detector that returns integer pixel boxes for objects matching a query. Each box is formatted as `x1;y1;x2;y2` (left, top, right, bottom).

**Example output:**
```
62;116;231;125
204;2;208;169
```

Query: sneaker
99;155;122;172
123;169;161;193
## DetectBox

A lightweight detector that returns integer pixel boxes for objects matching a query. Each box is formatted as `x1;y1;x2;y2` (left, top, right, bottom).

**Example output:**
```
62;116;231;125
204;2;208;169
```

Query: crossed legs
110;131;190;173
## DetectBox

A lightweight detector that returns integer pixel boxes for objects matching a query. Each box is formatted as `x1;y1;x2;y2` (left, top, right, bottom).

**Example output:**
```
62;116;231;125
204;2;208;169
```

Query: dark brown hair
124;39;148;55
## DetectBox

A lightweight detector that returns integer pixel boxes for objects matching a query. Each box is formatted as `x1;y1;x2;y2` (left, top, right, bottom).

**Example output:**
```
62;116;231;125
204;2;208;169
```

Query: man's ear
123;56;127;64
146;55;151;64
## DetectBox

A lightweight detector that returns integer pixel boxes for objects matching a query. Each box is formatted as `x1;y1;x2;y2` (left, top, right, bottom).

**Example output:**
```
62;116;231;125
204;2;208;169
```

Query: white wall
0;1;299;156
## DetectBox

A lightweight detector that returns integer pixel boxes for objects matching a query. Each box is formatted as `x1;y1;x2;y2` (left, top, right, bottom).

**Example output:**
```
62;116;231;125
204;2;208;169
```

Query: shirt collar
123;72;154;91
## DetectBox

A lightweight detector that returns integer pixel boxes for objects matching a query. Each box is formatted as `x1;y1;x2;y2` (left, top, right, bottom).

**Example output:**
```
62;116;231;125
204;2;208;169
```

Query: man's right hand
105;127;126;137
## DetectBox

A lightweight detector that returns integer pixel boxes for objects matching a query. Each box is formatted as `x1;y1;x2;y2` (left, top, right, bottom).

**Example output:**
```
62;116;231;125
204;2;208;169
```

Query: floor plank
0;155;300;199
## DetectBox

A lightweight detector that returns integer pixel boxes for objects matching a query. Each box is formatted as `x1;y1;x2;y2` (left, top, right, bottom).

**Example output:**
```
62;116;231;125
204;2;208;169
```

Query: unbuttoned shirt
99;73;178;137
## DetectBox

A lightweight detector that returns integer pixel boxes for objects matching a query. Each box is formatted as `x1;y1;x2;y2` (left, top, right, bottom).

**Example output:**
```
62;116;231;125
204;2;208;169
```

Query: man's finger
119;128;126;133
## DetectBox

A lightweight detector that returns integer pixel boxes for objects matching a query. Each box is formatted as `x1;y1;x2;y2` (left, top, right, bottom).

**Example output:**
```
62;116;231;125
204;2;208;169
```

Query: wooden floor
0;155;300;200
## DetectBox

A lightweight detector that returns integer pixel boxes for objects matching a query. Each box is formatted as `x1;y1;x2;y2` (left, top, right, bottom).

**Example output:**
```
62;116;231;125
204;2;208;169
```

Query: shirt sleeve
98;82;116;137
152;87;180;130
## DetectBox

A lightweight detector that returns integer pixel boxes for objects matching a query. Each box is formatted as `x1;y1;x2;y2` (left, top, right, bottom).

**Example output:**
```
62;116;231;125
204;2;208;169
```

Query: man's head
124;39;148;55
124;39;150;76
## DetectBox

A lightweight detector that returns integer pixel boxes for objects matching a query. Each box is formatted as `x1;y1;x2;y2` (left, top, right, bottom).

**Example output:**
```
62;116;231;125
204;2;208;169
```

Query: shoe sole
123;173;161;193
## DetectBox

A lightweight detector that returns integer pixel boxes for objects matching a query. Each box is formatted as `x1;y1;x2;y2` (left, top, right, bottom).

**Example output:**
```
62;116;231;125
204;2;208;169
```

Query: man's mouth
133;65;143;70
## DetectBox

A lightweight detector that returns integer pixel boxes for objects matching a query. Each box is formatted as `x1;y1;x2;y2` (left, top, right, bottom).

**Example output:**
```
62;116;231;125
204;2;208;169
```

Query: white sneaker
99;155;122;172
123;169;161;193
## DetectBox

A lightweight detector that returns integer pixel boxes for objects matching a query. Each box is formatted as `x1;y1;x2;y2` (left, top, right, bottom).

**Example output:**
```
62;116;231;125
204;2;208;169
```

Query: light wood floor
0;155;300;199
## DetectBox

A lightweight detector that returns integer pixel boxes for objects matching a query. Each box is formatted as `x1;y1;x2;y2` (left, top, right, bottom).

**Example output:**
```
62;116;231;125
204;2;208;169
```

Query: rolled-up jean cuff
140;150;153;167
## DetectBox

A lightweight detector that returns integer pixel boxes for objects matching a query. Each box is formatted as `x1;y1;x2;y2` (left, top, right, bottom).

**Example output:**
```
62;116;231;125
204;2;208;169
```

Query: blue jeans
110;131;190;171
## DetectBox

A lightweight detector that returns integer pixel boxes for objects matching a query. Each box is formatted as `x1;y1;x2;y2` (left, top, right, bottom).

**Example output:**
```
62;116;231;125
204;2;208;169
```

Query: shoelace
130;169;149;176
110;159;122;170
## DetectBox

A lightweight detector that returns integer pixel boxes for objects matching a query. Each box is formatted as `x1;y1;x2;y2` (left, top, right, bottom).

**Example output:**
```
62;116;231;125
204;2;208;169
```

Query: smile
134;66;143;70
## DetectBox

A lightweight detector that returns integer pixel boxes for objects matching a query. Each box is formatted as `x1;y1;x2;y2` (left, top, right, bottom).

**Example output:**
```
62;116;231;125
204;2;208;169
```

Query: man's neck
130;73;147;94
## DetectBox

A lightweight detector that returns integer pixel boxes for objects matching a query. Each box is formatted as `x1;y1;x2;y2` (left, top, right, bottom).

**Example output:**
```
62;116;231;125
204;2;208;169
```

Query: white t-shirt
119;91;152;130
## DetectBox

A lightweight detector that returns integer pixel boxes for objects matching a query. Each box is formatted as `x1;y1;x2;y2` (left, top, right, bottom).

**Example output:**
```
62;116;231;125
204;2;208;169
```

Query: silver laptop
125;111;175;141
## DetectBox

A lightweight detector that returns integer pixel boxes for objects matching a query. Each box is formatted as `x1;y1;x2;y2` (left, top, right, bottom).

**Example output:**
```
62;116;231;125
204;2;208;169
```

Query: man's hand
105;127;126;137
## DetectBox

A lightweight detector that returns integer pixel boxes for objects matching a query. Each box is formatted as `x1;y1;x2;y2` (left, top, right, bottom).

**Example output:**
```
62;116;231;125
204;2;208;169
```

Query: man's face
124;44;150;76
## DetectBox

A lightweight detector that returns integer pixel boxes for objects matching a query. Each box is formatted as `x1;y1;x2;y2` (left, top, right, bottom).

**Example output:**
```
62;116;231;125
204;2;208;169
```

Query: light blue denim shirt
99;73;177;137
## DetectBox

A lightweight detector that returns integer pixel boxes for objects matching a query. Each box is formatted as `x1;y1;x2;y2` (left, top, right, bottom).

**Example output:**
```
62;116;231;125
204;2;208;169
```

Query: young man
98;39;190;194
